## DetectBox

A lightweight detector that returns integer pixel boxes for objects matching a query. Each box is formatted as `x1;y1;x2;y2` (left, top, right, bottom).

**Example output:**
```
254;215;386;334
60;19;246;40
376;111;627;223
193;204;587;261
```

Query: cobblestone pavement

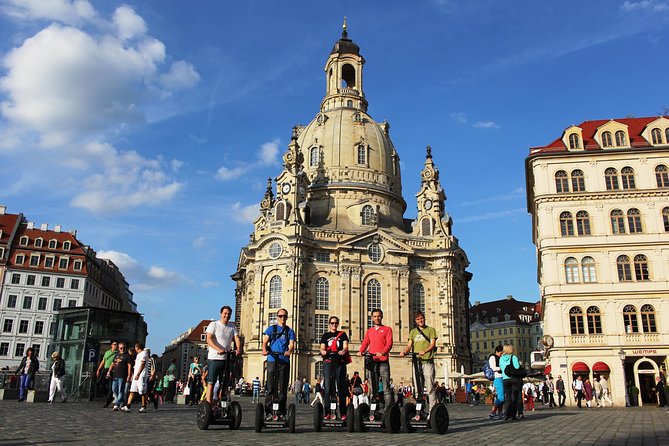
0;398;667;446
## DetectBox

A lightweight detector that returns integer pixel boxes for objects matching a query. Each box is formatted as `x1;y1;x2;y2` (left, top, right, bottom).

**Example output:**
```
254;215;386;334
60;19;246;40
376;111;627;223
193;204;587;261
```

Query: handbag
504;356;527;378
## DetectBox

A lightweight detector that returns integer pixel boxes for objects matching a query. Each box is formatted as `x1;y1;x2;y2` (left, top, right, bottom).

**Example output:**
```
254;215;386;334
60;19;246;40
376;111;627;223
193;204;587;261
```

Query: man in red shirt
357;308;393;407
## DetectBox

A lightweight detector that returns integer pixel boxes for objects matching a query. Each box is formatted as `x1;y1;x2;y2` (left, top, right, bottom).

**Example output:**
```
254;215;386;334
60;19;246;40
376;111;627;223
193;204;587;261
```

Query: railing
568;334;604;345
0;371;51;391
339;87;359;96
625;333;659;343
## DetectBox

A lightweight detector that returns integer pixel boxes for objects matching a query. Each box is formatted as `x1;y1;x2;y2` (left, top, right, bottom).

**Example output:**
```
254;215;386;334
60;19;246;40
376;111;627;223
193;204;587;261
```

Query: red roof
0;212;21;245
530;116;668;154
8;224;88;275
184;320;216;343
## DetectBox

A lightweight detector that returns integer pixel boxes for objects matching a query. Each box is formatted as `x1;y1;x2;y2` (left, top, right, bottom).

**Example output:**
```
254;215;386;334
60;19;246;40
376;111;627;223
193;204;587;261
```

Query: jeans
322;360;349;415
112;378;127;407
252;389;260;403
503;378;521;419
265;361;289;414
19;374;32;400
558;390;566;406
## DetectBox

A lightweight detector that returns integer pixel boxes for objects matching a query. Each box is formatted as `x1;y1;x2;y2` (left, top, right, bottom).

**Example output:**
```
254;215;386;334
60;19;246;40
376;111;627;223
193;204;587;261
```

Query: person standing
546;375;557;407
350;371;364;409
107;342;132;410
165;359;177;403
357;308;393;408
252;376;261;404
556;375;566;407
485;345;504;419
499;344;524;420
96;341;118;408
292;377;302;404
599;376;612;407
48;351;67;403
187;356;203;406
400;311;438;412
16;347;39;402
205;306;241;404
656;374;667;407
522;380;535;411
573;375;584;408
147;353;159;410
123;342;149;412
262;308;296;417
319;315;350;420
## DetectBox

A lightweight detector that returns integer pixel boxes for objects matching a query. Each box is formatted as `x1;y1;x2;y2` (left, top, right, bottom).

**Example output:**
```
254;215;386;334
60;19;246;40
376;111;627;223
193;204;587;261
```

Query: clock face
282;183;291;194
424;199;433;210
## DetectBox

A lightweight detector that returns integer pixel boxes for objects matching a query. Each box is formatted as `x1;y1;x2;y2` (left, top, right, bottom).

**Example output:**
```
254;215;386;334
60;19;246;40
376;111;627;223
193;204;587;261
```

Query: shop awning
543;364;552;376
592;361;610;373
572;361;590;373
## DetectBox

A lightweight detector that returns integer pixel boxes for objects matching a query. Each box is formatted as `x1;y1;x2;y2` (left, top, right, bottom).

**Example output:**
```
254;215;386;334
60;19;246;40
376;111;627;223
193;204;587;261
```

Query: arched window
269;275;282;308
576;211;591;236
411;283;425;316
655;165;669;187
568;133;580;149
651;128;662;144
581;256;597;283
586;306;602;334
571;170;585;192
555;170;569;193
275;202;285;221
569;306;585;335
621;167;636;189
665;128;669;144
633;254;649;281
366;279;381;328
421;218;431;236
640;304;657;333
610;209;625;234
617;255;632;281
310;147;319;167
565;257;579;283
560;211;574;236
623;305;639;333
602;131;613;147
627;208;643;233
662;207;669;231
615;130;626;146
605;168;619;190
361;205;374;226
315;277;329;310
357;144;367;165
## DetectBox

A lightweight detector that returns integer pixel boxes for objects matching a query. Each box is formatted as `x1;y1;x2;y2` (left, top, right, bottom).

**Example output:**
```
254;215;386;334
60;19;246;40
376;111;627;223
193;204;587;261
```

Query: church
232;23;472;385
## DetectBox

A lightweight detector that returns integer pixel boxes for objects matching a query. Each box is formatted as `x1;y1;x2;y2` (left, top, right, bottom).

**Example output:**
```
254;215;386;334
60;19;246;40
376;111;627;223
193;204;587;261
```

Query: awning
543;364;552;376
592;361;610;373
572;361;590;373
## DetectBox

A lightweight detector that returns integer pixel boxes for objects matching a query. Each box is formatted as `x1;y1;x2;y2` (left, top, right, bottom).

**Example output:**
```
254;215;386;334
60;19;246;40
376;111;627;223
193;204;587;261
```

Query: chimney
27;222;34;229
70;230;77;237
54;225;62;233
40;223;48;231
0;205;5;214
506;294;513;300
474;301;480;306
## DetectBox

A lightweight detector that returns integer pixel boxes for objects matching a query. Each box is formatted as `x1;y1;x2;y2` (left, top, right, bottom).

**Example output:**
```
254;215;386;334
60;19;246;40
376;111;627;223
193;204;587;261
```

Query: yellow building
233;24;472;385
526;116;669;407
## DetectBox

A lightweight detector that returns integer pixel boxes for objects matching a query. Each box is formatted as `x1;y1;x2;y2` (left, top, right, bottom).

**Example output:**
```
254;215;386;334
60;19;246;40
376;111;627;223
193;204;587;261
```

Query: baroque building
526;116;669;407
233;25;472;385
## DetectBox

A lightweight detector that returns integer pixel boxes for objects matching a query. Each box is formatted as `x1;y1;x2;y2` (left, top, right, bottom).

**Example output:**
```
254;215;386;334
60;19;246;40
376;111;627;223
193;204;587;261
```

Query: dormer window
651;128;663;144
361;205;374;226
615;130;626;146
73;260;83;271
309;147;319;167
34;238;43;248
48;239;57;249
63;241;71;251
602;131;613;148
19;236;29;247
59;257;69;269
30;254;40;267
568;133;580;149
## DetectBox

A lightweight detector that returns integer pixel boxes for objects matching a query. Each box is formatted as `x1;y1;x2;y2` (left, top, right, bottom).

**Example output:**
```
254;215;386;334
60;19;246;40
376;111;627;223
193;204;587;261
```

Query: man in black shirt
319;316;350;420
106;342;132;411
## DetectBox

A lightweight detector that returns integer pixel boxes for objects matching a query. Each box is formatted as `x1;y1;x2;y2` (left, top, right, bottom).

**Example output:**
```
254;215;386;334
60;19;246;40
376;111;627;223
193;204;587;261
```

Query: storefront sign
631;349;657;355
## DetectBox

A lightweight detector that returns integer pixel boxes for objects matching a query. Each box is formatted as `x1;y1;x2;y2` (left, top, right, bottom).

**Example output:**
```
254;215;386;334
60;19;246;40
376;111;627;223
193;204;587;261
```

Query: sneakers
341;415;347;422
138;407;147;413
120;406;130;412
112;405;119;411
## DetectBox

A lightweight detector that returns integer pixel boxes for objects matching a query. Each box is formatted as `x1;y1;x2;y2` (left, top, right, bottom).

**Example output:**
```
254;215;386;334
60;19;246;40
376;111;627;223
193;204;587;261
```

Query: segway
197;352;242;430
313;352;354;432
400;353;448;434
355;353;401;434
254;352;296;433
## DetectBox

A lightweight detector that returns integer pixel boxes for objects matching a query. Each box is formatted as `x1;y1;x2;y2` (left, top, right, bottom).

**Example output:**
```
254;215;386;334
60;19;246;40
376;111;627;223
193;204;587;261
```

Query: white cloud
170;159;183;172
473;121;500;129
192;237;206;248
458;207;526;223
621;0;669;11
257;140;280;166
202;281;220;288
449;112;468;124
189;134;207;144
1;0;98;25
112;5;146;41
98;250;182;290
230;202;259;224
216;165;248;181
457;188;525;207
160;60;200;91
215;139;281;181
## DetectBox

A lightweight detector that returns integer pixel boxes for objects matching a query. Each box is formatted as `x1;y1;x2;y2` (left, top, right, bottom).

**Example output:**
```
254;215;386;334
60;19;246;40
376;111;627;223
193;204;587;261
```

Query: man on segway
400;311;437;411
319;315;351;421
357;308;393;408
262;308;295;419
205;305;241;404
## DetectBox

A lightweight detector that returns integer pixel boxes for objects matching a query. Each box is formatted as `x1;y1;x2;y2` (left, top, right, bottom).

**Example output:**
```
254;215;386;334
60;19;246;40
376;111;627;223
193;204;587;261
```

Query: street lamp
618;348;628;407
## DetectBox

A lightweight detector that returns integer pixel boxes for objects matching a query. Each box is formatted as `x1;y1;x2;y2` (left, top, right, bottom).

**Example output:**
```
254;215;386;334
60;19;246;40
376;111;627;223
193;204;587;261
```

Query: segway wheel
197;401;213;430
228;401;242;430
287;403;296;433
430;403;449;435
313;402;323;432
384;402;401;434
355;403;369;433
254;403;264;433
346;404;355;433
400;402;417;433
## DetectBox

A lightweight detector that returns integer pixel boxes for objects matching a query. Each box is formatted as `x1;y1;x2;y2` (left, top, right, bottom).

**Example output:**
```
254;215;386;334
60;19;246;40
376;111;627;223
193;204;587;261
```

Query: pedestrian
252;376;261;403
486;345;504;419
187;356;203;406
154;372;164;406
147;353;159;410
593;377;603;407
302;378;311;404
123;342;149;412
205;305;241;404
311;378;324;407
96;341;118;408
350;371;363;409
262;308;296;418
523;380;535;411
293;377;302;404
547;375;557;407
655;374;667;407
16;347;39;402
48;351;67;403
357;308;394;409
499;344;525;420
599;376;612;407
165;358;177;402
573;375;584;408
628;381;639;406
107;342;132;411
556;375;566;407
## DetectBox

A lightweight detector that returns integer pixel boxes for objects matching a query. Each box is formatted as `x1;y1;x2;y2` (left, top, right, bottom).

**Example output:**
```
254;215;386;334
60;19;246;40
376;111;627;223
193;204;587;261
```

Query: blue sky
1;0;668;352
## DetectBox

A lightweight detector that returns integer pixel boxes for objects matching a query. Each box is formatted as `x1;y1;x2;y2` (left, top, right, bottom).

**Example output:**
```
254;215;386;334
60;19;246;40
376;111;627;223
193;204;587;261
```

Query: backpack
482;357;495;380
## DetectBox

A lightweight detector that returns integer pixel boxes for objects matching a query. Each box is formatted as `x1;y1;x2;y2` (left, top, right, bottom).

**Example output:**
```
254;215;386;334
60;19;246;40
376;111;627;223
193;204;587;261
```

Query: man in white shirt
124;342;149;412
573;375;584;408
205;305;241;404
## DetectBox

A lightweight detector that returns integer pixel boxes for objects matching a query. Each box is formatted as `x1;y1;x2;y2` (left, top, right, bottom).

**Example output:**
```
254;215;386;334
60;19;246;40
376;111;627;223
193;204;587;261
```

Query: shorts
207;359;229;385
130;378;147;395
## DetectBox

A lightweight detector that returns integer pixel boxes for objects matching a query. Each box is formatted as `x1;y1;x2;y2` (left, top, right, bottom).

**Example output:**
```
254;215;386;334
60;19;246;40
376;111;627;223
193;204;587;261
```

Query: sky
0;0;668;352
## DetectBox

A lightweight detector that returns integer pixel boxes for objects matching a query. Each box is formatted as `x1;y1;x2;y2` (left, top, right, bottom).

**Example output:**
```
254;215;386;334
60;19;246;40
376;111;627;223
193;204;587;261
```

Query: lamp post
618;348;628;407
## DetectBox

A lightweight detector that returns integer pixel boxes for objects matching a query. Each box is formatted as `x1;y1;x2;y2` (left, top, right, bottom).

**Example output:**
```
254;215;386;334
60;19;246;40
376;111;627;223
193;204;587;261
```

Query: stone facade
233;25;472;386
526;117;669;407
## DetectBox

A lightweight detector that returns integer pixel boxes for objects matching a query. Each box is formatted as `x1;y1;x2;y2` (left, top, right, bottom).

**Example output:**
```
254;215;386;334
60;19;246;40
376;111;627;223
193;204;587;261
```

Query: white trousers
49;376;66;402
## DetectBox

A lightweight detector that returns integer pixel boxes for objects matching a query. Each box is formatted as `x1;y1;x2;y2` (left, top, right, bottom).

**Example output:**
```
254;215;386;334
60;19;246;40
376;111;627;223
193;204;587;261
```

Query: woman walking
48;351;67;403
16;347;39;402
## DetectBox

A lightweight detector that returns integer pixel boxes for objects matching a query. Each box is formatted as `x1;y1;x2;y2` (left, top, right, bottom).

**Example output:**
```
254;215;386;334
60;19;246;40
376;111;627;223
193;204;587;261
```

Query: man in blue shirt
252;376;261;403
262;308;295;416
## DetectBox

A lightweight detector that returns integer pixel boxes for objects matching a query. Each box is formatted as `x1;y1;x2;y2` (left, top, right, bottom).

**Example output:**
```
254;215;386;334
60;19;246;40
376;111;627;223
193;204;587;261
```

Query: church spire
342;16;348;39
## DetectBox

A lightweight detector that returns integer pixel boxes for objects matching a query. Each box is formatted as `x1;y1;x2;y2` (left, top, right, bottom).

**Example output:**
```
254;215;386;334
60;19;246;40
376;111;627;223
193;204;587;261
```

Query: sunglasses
329;322;338;325
277;314;288;318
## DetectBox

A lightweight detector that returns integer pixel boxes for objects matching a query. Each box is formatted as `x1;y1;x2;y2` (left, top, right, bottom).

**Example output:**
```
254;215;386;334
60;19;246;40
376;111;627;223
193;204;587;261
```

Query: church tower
233;22;472;385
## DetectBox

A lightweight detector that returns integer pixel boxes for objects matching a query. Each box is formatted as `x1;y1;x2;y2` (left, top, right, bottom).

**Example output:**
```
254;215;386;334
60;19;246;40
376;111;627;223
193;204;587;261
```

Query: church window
314;314;328;340
615;130;626;146
315;252;330;262
581;257;597;283
347;100;353;108
361;205;374;226
633;254;649;281
651;128;662;144
268;312;277;326
621;167;635;189
616;255;632;281
569;306;585;335
367;244;382;263
366;279;381;328
421;218;431;236
586;306;602;334
655;165;669;187
411;284;425;316
640;304;657;333
610;209;625;234
564;257;579;283
571;170;585;192
662;207;669;231
357;144;367;165
315;277;329;310
666;128;669;143
627;208;643;233
275;202;285;221
623;305;639;333
409;258;426;269
555;171;569;193
269;276;282;308
602;131;613;147
341;64;356;88
315;361;324;380
568;133;580;149
576;211;591;236
310;147;319;167
268;242;282;259
605;168;619;190
559;211;574;236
